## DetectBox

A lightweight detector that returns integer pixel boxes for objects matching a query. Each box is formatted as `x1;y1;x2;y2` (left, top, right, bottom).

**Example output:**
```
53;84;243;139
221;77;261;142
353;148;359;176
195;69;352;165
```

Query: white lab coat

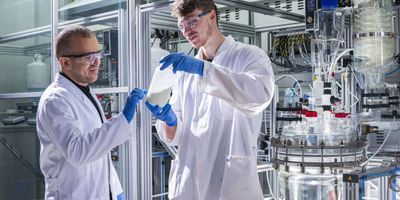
156;36;275;200
37;74;131;200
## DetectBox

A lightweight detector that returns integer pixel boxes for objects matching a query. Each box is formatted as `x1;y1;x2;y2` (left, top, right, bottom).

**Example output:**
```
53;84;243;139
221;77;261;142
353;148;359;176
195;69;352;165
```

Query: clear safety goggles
63;50;103;65
178;11;210;32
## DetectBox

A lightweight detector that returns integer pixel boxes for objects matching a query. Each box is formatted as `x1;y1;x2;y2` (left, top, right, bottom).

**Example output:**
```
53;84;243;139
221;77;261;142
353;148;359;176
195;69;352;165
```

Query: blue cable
385;66;400;76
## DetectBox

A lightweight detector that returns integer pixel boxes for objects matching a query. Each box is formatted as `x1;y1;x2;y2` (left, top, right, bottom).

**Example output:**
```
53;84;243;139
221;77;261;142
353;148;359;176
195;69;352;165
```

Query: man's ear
59;57;72;70
209;9;217;24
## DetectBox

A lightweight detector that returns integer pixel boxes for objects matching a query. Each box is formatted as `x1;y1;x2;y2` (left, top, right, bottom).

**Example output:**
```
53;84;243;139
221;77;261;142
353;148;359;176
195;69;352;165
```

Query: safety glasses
63;50;103;65
178;11;210;32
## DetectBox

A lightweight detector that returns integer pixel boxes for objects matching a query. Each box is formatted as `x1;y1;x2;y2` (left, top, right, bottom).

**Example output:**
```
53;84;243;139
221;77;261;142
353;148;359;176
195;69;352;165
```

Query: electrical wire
328;48;353;82
335;81;342;89
337;78;360;109
360;116;396;167
385;66;400;76
275;74;304;98
104;101;111;112
188;47;195;55
270;33;311;71
308;83;314;93
151;37;157;47
345;65;363;108
348;64;364;89
349;92;360;108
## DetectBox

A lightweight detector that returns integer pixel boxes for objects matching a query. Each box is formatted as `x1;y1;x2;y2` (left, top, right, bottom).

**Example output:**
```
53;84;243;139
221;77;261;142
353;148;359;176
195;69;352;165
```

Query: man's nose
182;26;192;35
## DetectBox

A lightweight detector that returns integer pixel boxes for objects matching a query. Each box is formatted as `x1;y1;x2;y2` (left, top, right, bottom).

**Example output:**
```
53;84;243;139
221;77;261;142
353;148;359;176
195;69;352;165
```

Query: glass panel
148;5;258;198
0;0;52;93
147;3;267;199
0;0;50;34
0;98;43;200
58;0;127;88
56;0;129;192
149;12;177;199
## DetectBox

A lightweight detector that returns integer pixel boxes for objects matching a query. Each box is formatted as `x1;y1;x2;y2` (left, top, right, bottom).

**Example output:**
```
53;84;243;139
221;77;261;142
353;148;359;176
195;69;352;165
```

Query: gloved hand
123;88;147;123
145;102;177;127
159;52;204;76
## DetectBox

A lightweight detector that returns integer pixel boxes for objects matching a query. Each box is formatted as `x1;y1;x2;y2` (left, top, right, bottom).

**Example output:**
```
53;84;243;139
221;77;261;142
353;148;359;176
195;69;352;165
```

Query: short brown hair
171;0;217;18
55;25;95;59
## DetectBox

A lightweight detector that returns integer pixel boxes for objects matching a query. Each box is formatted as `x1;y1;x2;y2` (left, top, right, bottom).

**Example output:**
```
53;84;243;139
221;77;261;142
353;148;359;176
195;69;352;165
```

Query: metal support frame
0;11;119;45
255;23;304;33
269;84;279;198
342;159;400;200
152;151;169;199
51;0;58;83
395;5;400;55
124;1;139;200
350;67;358;115
117;5;130;196
354;166;399;200
136;2;154;200
215;0;304;23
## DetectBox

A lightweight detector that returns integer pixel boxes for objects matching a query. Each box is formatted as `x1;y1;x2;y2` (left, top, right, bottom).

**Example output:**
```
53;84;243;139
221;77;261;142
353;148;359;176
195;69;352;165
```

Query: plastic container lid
305;111;318;118
335;113;349;118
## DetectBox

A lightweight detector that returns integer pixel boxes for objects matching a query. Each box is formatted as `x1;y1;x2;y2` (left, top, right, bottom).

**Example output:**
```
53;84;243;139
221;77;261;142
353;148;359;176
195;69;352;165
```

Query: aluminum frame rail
215;0;304;23
0;11;119;44
137;4;153;200
125;1;139;199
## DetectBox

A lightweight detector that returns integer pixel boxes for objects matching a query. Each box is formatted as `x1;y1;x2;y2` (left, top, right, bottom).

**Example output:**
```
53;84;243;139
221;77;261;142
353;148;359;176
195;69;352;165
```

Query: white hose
360;116;396;167
328;48;353;82
275;75;304;98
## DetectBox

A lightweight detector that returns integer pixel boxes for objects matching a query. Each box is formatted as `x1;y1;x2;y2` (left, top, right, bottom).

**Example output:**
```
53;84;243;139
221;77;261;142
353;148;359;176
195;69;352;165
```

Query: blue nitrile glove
123;88;147;123
145;102;177;127
117;193;125;200
159;52;204;76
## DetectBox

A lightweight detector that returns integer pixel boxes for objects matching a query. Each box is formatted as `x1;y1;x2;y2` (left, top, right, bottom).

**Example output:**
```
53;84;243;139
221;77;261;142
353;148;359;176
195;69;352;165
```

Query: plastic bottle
146;65;176;108
27;54;50;91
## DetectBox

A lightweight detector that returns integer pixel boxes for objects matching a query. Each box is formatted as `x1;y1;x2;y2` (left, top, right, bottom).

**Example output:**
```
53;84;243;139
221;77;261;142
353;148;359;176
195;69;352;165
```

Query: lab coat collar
55;73;106;123
198;35;235;61
59;72;90;95
55;73;88;101
216;35;235;55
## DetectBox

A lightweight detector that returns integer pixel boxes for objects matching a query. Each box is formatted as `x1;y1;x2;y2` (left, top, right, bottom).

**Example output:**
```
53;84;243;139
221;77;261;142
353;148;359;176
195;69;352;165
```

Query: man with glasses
36;25;145;200
145;0;275;199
